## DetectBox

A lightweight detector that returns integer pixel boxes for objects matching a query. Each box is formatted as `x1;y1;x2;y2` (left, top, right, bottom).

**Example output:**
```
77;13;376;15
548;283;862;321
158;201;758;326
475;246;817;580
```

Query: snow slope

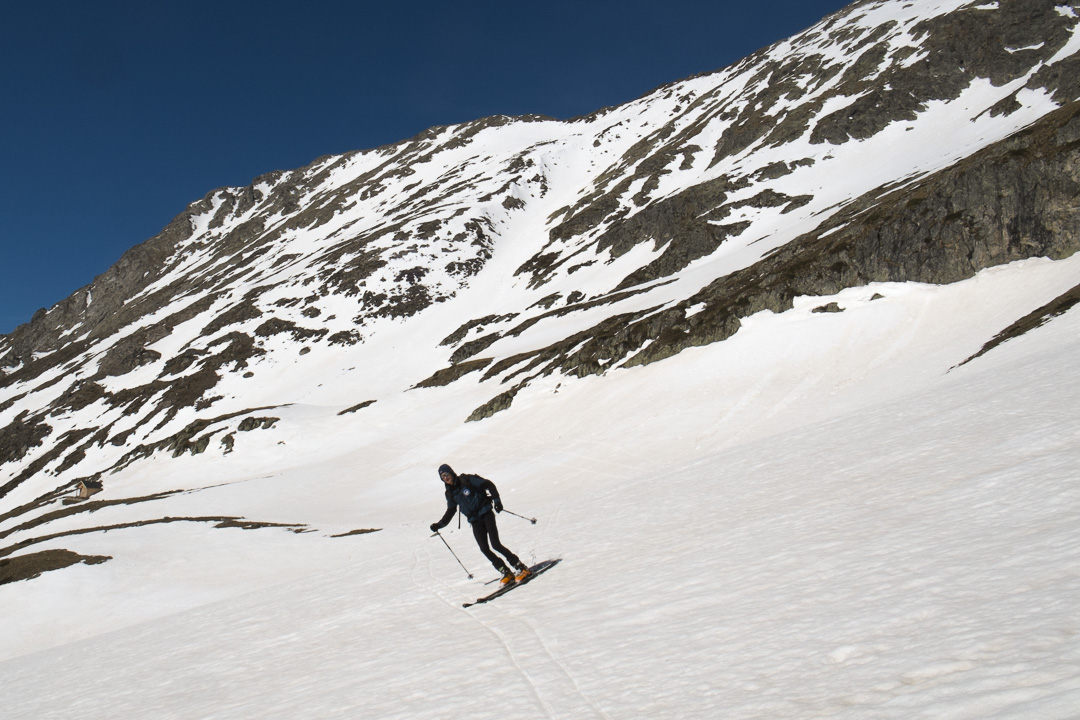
3;0;1080;716
2;253;1079;718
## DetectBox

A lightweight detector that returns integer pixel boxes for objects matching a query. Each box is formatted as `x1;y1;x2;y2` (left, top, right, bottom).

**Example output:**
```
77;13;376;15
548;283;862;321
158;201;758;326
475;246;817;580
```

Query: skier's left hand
493;498;503;513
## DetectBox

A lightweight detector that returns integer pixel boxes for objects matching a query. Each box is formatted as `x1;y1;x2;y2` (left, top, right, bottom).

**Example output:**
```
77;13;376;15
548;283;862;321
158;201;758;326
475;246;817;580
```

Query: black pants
472;511;521;572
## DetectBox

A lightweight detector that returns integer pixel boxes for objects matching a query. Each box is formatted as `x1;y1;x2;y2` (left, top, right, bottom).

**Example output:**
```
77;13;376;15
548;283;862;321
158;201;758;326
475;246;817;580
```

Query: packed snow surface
2;254;1079;719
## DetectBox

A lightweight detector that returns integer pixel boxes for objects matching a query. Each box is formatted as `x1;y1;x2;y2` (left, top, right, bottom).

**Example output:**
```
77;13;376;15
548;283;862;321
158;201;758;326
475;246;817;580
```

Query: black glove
493;497;503;513
430;523;440;533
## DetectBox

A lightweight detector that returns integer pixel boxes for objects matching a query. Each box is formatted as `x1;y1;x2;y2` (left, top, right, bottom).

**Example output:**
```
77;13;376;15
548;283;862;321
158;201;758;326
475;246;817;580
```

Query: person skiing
430;463;530;585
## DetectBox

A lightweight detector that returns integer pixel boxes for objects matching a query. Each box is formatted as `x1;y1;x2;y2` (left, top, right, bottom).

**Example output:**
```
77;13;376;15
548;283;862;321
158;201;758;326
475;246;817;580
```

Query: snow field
2;254;1080;717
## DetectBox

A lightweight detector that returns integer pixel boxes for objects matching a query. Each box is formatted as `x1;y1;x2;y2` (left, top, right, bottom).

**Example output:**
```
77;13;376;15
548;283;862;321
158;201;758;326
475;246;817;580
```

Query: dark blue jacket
434;465;500;526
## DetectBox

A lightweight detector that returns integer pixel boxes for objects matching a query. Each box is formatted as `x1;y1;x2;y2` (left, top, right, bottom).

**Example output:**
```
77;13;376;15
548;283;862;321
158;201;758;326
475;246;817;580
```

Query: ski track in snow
413;514;606;719
412;546;597;720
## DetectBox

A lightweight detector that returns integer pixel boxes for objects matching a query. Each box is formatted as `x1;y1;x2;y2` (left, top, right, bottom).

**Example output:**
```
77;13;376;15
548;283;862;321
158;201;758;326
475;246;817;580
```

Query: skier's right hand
430;523;440;533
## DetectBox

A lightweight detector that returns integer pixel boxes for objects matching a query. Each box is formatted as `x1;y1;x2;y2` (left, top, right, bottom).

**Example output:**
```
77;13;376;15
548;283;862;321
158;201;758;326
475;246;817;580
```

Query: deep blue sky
0;0;850;335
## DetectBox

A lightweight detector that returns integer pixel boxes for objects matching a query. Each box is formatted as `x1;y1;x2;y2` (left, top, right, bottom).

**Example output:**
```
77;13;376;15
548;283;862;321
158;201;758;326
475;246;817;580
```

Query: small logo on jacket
463;488;471;496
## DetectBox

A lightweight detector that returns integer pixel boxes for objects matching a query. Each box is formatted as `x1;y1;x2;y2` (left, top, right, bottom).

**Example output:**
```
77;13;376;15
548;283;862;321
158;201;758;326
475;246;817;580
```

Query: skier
429;464;530;585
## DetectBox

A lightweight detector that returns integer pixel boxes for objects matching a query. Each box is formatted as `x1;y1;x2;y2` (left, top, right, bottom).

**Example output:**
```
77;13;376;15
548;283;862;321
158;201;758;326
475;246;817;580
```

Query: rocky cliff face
497;98;1080;383
2;0;1079;532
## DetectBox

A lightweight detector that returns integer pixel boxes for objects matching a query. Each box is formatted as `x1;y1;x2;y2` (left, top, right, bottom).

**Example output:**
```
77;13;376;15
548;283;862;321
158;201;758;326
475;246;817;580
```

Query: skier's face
441;471;453;485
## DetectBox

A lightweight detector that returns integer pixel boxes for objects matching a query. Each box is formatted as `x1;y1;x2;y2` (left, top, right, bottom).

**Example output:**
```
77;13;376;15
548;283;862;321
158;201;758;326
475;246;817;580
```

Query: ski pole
432;531;473;578
502;509;537;524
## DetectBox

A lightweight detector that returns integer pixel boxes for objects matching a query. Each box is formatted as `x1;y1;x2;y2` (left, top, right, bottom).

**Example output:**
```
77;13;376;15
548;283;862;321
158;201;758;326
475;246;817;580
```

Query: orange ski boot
514;564;532;583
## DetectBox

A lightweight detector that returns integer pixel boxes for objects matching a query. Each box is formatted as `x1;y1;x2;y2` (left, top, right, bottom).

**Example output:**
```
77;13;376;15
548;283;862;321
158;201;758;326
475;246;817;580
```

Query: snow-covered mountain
3;1;1080;717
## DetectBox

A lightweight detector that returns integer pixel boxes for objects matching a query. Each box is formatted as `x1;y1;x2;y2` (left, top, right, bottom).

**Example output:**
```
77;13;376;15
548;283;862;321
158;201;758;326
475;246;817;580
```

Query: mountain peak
4;1;1079;490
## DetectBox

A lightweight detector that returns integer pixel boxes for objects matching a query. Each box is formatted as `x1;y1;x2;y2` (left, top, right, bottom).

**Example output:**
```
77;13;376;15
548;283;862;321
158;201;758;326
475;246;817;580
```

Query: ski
463;559;561;608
